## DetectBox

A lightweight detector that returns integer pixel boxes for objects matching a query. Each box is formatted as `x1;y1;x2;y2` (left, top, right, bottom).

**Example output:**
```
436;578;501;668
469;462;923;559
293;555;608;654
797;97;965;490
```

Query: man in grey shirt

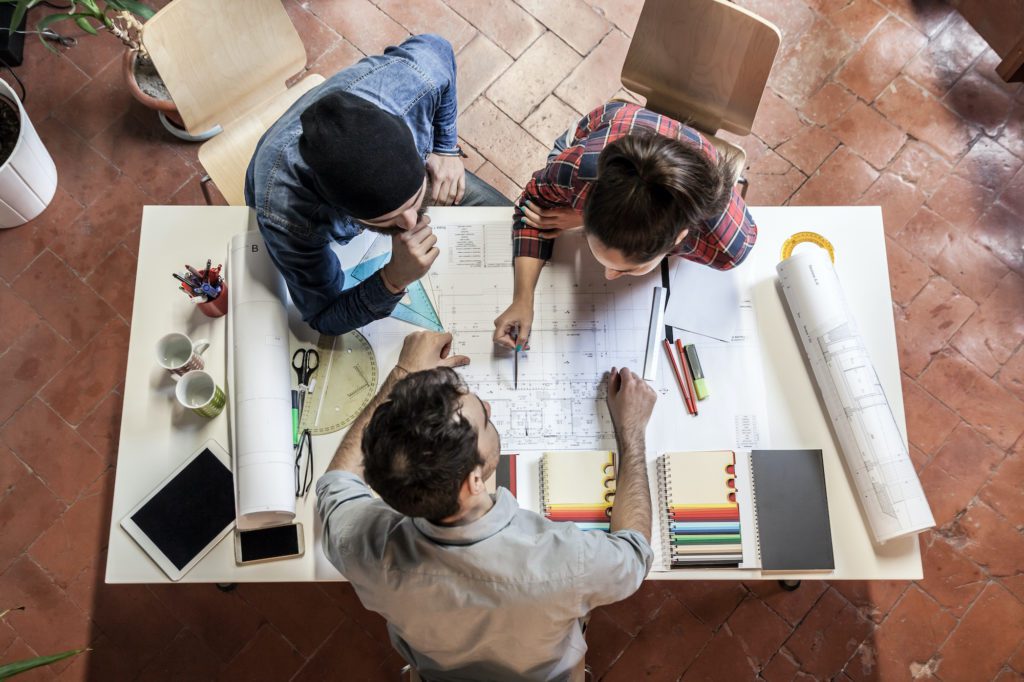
316;331;655;681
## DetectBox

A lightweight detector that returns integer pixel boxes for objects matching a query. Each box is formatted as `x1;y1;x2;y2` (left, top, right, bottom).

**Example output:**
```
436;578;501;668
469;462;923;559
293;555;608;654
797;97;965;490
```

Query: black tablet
120;440;235;580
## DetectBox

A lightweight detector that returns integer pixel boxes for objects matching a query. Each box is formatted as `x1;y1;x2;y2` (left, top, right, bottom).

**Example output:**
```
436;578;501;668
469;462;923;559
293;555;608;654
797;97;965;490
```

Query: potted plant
4;0;217;141
0;75;57;228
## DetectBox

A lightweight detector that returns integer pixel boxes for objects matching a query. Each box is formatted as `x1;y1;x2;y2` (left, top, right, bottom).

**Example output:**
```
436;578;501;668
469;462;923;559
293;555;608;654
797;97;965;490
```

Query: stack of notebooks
536;448;835;572
657;449;835;571
658;450;743;567
540;451;616;531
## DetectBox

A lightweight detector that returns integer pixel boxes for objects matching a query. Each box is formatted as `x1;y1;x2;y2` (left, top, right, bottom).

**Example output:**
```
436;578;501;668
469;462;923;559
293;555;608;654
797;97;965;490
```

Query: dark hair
362;367;482;521
582;130;735;262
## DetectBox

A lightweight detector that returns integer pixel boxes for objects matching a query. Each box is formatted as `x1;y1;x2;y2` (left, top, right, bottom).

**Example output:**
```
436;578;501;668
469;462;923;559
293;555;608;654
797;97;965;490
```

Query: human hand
606;367;656;440
426;153;466;206
382;215;438;292
493;298;534;350
396;331;470;374
519;200;582;234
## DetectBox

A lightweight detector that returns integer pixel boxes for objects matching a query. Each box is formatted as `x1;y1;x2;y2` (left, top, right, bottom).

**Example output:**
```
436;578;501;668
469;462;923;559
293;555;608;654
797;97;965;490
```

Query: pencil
663;339;694;415
676;339;699;416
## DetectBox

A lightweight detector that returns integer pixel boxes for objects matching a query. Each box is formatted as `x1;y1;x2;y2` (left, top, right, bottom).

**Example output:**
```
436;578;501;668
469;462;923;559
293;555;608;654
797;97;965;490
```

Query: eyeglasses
295;428;313;498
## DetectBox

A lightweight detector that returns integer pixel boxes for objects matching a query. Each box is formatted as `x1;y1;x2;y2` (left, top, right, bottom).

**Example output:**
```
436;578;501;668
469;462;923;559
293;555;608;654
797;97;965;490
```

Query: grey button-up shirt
316;470;653;681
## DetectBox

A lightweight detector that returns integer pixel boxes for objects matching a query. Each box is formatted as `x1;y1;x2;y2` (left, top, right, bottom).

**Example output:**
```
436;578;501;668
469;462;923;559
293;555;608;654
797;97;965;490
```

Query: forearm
512;256;544;303
309;271;403;335
609;430;652;543
327;367;409;476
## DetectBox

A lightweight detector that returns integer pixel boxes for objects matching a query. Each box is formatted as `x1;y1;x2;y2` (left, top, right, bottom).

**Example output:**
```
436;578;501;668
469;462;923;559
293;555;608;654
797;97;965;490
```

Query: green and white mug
174;370;226;418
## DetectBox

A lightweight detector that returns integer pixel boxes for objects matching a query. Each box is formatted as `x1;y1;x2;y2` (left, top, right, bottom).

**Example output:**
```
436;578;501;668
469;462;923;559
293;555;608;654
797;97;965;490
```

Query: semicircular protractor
780;231;835;263
298;331;379;435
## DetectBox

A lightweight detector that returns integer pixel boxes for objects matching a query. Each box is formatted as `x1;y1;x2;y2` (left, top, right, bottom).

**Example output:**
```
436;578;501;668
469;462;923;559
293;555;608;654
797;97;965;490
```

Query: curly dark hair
362;367;482;521
583;130;735;262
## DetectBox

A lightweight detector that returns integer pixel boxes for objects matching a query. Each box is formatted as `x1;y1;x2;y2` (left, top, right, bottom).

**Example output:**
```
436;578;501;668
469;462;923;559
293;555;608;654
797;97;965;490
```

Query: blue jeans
462;170;513;206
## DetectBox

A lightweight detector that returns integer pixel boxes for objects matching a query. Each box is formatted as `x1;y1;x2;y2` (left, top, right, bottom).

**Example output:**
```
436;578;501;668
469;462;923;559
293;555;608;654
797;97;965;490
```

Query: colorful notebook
540;451;616;532
657;450;742;567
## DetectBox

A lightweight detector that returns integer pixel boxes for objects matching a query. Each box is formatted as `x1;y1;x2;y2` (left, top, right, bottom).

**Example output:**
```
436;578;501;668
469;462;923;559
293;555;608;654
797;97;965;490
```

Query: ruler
780;231;835;262
298;331;379;435
345;252;443;331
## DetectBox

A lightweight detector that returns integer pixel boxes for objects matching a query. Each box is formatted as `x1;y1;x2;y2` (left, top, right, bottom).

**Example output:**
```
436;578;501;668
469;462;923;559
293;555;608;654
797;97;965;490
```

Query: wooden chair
143;0;326;205
621;0;781;194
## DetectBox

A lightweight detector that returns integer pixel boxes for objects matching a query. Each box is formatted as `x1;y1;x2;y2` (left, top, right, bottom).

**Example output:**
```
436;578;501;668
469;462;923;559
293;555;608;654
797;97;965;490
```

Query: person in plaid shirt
493;100;757;350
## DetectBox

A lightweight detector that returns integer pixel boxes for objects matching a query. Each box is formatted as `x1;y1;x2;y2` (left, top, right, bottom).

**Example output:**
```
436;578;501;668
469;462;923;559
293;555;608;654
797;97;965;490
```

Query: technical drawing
778;248;934;543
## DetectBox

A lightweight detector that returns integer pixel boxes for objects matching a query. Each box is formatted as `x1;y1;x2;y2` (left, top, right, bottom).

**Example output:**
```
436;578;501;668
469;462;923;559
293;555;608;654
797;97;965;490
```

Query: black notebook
750;449;834;571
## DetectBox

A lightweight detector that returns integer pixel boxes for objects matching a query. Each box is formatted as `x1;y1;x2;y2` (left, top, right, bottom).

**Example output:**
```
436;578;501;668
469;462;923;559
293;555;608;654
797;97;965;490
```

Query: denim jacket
244;34;459;335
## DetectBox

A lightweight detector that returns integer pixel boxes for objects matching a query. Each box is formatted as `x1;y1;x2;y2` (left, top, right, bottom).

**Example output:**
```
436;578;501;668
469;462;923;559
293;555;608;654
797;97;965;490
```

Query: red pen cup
196;270;228;318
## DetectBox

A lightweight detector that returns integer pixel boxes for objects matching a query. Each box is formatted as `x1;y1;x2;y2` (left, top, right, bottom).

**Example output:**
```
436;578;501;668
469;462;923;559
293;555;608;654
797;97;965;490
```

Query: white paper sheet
427;224;653;451
776;249;934;544
664;260;742;342
228;232;296;529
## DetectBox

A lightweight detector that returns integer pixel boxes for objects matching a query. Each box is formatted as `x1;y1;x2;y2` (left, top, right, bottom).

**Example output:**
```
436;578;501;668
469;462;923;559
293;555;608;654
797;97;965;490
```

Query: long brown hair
583;130;735;262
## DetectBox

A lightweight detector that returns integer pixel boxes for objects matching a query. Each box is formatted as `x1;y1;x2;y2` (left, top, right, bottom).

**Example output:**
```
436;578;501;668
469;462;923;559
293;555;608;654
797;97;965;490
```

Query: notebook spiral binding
539;458;549;516
745;452;762;565
656;455;672;567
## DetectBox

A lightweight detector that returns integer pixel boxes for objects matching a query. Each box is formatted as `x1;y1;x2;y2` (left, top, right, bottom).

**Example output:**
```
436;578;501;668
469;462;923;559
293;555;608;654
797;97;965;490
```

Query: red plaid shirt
513;102;757;270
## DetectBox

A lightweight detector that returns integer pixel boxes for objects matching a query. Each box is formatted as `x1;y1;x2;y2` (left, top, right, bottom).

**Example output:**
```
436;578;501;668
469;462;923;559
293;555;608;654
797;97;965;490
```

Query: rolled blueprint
777;249;934;544
228;232;295;527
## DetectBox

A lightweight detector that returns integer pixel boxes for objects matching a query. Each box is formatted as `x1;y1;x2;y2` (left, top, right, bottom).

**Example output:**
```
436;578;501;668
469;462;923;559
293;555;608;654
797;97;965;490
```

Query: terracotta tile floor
1;0;1022;679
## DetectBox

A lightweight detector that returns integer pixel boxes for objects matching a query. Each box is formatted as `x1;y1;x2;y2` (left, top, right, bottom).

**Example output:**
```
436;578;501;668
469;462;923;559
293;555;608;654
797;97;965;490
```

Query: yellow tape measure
780;231;835;262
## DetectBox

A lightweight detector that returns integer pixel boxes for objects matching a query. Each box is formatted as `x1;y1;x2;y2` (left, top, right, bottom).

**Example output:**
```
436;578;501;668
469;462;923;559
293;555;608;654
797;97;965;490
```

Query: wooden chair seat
143;0;324;205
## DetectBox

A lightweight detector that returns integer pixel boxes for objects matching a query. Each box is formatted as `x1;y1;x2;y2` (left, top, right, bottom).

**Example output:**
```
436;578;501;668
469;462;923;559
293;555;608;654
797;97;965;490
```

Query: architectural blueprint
426;224;651;451
777;249;934;544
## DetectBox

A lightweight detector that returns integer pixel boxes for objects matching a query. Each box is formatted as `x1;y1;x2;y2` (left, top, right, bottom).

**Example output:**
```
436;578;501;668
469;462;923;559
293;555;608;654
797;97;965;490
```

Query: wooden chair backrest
622;0;780;136
143;0;307;134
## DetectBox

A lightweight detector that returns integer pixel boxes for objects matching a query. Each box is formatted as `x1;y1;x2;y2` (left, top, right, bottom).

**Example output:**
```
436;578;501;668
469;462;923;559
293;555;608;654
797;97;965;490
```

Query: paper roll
777;249;934;544
228;232;295;527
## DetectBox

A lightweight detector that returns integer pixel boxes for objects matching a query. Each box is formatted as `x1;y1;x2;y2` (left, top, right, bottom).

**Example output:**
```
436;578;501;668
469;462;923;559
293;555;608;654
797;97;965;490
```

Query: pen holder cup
196;273;228;318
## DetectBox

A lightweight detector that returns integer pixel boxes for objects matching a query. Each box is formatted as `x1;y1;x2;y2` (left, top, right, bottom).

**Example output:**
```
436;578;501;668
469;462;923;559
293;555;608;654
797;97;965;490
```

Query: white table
106;205;922;583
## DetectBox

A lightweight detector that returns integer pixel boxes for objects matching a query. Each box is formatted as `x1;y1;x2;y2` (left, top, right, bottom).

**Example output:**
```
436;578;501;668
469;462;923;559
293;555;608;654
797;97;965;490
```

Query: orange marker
676;339;699;416
664;339;694;415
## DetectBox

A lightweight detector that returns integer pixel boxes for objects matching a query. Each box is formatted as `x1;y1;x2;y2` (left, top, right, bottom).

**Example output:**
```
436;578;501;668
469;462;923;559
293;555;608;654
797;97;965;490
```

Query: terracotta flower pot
122;48;187;128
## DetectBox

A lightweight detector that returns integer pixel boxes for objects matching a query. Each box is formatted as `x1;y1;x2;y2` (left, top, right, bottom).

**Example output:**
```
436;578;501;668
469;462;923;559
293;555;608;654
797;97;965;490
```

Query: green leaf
35;11;76;32
9;0;33;33
74;14;98;34
77;0;99;14
0;649;85;679
115;0;155;19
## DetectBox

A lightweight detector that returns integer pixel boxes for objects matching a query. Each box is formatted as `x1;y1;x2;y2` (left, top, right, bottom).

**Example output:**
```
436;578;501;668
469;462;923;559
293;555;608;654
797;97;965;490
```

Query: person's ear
674;228;690;246
466;465;486;495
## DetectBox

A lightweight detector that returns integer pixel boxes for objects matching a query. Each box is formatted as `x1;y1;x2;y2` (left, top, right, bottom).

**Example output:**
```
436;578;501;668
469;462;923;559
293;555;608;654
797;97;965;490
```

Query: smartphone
234;523;304;565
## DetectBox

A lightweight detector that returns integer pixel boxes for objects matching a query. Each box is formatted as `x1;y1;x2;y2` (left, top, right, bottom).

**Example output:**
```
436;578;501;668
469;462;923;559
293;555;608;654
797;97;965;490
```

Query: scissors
292;348;319;389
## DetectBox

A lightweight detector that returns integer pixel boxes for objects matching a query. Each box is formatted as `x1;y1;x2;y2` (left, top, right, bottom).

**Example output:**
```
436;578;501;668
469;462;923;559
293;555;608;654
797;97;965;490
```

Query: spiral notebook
657;450;743;567
657;449;834;571
540;451;616;532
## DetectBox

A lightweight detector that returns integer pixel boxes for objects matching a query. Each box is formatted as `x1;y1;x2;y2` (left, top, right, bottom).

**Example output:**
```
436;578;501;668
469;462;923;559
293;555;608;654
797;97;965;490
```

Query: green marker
684;344;709;400
291;390;300;444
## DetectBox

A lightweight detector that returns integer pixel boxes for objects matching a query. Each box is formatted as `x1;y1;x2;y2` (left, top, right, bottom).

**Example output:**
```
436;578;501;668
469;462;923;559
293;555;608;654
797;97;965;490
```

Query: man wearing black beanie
245;34;510;336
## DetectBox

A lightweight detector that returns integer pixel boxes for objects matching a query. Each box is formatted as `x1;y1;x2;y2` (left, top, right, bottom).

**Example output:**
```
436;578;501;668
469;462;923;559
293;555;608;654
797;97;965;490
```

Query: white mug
156;332;210;376
174;370;226;418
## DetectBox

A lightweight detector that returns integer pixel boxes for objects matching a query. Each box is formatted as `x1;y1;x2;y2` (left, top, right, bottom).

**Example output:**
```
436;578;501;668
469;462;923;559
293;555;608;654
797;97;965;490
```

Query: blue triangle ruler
344;252;443;332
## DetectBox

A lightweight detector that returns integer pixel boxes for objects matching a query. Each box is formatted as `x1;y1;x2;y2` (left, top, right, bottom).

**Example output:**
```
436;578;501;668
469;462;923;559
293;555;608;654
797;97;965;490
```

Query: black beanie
298;91;425;219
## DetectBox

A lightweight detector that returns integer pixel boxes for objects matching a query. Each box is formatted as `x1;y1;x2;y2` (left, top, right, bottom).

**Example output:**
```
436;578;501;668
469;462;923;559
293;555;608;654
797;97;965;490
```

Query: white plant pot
0;79;58;229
